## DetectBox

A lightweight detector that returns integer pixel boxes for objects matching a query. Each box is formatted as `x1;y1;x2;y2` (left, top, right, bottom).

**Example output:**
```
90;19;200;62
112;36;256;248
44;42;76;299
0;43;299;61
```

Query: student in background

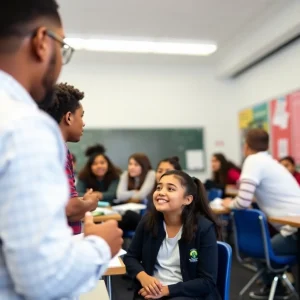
0;1;122;298
41;83;100;235
77;144;120;204
223;129;300;299
117;153;156;231
211;153;241;186
279;156;300;185
155;156;182;183
117;153;156;203
124;170;221;300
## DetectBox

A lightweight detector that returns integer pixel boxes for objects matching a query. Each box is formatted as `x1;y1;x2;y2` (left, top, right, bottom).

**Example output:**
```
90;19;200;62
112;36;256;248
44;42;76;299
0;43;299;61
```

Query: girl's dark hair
128;153;152;190
146;170;222;241
156;156;182;172
212;153;241;185
78;144;120;191
279;156;295;166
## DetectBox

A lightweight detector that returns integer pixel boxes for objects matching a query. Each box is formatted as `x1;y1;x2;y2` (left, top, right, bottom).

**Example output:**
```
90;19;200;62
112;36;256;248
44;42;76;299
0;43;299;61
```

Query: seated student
279;156;300;185
40;83;99;234
117;153;156;231
117;153;156;203
211;153;241;186
147;156;182;210
77;144;120;204
223;129;300;299
124;170;221;300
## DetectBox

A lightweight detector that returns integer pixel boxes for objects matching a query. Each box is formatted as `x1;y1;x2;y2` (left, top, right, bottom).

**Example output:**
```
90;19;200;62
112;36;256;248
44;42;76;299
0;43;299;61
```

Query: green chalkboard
68;128;205;171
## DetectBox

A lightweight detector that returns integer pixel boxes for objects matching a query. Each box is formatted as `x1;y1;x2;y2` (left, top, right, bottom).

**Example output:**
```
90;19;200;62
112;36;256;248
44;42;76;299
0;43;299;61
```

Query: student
117;153;156;203
0;1;122;299
147;156;183;210
279;156;300;185
155;156;182;183
211;153;241;186
117;153;156;231
41;82;101;235
77;144;120;204
223;129;300;299
124;170;221;300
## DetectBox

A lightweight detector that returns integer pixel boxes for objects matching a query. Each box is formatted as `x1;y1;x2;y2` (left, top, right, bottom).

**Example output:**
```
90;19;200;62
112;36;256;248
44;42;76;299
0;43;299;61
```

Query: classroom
1;1;300;300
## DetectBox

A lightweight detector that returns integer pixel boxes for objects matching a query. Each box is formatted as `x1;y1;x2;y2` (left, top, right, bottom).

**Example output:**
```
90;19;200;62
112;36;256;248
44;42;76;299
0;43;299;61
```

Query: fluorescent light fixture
65;38;217;56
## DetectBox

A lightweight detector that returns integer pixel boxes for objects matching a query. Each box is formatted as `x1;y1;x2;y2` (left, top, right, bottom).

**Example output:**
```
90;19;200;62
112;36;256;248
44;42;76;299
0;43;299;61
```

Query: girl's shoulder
195;215;215;233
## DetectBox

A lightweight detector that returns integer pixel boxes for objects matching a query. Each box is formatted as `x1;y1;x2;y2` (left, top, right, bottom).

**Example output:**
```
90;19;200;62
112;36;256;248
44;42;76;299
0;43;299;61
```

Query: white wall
231;39;300;161
60;52;236;180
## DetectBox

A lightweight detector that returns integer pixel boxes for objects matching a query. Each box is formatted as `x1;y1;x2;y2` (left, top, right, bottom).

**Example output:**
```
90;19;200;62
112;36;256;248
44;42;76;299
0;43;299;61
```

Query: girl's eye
156;186;161;191
168;188;175;191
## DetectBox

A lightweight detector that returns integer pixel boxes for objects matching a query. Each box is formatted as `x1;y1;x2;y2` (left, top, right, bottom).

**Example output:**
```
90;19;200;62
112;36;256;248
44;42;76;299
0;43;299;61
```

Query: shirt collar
0;70;37;108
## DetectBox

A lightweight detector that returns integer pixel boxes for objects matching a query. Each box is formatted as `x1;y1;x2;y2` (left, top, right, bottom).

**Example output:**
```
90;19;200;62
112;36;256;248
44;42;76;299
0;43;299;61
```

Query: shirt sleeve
0;119;111;300
116;171;135;201
133;170;156;200
227;168;240;185
66;149;78;198
239;155;262;185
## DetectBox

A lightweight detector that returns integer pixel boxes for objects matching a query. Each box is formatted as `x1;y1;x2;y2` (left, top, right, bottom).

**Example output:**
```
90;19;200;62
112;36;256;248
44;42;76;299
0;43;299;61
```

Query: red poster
289;91;300;165
270;97;291;160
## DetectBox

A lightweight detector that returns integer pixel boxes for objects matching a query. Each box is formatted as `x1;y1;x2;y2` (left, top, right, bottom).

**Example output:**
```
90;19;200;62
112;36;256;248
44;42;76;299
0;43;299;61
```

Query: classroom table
103;257;126;300
93;213;122;223
268;215;300;291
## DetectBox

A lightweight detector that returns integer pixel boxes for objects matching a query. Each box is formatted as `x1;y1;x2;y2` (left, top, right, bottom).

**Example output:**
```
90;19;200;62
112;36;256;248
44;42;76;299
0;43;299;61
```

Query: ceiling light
65;38;217;56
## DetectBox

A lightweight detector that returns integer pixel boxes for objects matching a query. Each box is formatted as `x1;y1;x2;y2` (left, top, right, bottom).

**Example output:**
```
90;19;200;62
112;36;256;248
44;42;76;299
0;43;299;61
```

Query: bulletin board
238;90;300;165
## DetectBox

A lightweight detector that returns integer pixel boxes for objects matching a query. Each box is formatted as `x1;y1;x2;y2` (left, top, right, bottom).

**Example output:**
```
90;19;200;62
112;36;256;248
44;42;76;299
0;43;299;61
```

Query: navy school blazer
123;214;221;300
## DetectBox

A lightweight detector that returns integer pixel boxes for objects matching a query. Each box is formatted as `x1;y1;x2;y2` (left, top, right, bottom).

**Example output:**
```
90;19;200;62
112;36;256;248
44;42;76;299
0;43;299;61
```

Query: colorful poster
270;97;291;160
239;103;269;156
289;91;300;165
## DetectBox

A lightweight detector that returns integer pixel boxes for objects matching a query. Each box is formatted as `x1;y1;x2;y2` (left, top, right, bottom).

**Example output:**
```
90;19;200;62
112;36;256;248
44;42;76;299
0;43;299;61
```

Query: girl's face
155;161;174;183
211;156;221;172
280;159;295;174
128;158;142;178
153;174;192;213
91;155;108;178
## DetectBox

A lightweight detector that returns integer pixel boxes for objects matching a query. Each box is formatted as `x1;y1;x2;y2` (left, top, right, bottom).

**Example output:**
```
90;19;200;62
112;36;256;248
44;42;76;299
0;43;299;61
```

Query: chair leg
281;273;299;300
268;276;279;300
239;268;265;300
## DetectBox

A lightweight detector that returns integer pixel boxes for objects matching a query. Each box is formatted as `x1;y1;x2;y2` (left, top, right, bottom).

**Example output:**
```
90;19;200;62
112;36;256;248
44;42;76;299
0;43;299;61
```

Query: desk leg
297;229;300;292
106;276;112;300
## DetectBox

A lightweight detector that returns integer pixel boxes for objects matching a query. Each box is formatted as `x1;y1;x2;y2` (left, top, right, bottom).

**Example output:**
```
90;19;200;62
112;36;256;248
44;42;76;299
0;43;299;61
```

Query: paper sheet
185;149;204;170
112;203;146;213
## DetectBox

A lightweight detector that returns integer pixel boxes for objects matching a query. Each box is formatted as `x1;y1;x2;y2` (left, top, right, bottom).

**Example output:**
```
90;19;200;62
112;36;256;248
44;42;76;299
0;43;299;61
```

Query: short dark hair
0;0;61;38
156;156;182;172
279;156;295;166
246;129;269;152
41;83;84;124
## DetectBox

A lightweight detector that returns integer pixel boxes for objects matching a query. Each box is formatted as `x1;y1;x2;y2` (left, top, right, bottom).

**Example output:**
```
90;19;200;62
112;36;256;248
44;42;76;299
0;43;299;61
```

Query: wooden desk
268;215;300;291
104;257;126;276
211;207;230;215
225;185;239;197
93;213;122;223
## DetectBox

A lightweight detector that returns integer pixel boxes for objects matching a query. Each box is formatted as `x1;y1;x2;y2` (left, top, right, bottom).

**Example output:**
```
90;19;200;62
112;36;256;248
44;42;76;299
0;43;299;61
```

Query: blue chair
217;241;232;300
207;188;223;202
231;209;298;300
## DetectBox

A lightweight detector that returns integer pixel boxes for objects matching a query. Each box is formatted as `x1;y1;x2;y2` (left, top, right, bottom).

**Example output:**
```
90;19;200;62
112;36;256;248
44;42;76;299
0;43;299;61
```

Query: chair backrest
207;188;223;201
231;209;273;259
217;241;232;300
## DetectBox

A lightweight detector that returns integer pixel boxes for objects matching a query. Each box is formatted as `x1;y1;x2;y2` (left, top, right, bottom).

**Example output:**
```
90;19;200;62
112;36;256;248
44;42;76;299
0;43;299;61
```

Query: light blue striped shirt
0;71;111;300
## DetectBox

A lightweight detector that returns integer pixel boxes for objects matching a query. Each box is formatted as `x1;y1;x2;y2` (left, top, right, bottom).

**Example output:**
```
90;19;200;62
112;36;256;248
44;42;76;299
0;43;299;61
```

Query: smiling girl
76;145;121;204
124;170;221;300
